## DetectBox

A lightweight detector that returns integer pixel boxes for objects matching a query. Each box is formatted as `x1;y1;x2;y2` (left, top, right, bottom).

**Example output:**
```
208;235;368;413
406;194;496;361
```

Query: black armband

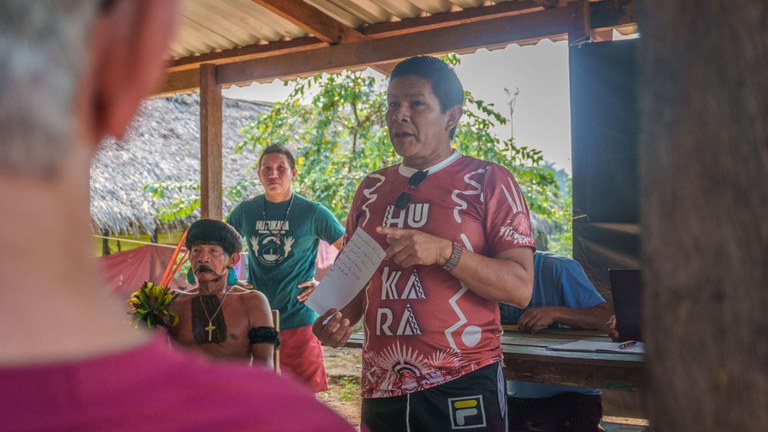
248;327;281;348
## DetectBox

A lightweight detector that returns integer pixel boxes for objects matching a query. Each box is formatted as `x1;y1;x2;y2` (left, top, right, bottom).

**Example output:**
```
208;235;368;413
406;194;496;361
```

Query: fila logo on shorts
448;395;486;429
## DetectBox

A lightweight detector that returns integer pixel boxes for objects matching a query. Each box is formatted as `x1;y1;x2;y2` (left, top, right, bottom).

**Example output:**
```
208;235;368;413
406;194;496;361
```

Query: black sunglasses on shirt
394;170;428;210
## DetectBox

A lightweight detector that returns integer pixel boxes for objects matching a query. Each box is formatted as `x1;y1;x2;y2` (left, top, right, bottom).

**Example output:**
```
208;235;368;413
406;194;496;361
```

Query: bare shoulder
230;286;269;307
170;289;198;304
230;287;273;326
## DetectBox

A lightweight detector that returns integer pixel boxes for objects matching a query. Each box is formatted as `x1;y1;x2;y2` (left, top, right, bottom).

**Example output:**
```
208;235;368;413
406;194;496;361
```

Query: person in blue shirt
500;251;613;432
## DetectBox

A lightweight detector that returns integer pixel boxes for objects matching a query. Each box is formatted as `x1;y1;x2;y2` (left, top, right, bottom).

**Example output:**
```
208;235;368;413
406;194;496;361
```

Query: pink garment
347;155;535;398
0;336;355;432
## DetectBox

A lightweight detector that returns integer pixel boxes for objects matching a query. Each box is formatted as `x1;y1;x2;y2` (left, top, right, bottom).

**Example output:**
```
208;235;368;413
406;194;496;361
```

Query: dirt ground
317;346;363;430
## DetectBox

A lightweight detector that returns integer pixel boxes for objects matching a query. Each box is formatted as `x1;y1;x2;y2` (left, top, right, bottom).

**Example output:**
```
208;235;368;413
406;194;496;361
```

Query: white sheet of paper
547;340;645;354
546;340;610;352
305;227;385;314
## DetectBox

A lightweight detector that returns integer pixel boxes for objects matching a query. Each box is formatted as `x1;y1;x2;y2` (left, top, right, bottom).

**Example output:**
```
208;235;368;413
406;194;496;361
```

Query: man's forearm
446;245;534;306
551;304;612;331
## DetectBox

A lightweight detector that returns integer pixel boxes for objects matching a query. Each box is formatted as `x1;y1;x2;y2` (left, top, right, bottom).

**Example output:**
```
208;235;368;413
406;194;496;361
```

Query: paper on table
547;340;645;354
546;340;609;352
305;227;385;315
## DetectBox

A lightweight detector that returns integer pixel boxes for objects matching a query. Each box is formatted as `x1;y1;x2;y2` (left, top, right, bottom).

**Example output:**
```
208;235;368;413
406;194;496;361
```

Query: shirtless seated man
170;219;279;367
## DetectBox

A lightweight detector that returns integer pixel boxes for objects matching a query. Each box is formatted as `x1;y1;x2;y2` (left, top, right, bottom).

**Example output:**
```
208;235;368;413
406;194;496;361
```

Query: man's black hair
259;144;296;170
185;219;242;255
390;56;464;139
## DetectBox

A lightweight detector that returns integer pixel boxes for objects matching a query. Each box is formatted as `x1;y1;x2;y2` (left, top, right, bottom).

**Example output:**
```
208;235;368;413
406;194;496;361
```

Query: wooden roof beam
252;0;366;44
361;0;545;38
168;38;325;73
251;0;396;76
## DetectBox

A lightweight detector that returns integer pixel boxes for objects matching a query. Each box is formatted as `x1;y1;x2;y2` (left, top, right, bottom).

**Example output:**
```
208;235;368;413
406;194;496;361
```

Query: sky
224;39;573;173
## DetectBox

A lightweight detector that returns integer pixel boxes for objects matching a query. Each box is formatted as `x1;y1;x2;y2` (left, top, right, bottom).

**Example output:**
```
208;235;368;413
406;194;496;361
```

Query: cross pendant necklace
199;286;233;342
205;321;216;341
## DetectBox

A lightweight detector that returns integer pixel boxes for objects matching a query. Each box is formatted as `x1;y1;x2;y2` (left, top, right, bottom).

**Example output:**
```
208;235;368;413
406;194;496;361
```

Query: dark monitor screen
609;269;642;342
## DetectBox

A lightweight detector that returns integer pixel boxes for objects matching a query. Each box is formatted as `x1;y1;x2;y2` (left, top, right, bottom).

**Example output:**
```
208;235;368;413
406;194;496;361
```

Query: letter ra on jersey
448;396;486;429
376;305;421;336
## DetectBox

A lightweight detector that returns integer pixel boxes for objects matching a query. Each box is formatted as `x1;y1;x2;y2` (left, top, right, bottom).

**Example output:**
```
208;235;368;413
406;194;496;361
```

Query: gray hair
0;0;98;178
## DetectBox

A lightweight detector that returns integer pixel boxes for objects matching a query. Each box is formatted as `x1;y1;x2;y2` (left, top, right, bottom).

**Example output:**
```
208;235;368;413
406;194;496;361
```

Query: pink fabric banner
99;245;184;298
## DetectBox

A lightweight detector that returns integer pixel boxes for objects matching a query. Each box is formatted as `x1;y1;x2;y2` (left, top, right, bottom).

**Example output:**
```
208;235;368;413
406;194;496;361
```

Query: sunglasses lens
409;170;428;187
395;192;411;210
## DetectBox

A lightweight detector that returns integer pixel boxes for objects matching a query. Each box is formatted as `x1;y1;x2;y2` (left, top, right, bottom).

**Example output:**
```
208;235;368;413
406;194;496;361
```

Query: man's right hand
312;309;353;348
517;307;558;334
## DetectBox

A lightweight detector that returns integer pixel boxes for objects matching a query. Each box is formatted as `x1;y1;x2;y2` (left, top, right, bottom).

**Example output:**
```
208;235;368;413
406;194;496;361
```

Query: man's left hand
296;279;319;302
517;307;558;333
376;226;452;268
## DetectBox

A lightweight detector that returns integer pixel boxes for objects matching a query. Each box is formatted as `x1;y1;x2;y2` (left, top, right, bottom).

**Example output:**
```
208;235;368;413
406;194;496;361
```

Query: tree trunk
638;1;768;430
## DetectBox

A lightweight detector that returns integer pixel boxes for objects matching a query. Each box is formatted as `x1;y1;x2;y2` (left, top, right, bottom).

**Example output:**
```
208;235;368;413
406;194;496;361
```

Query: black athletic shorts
362;362;508;432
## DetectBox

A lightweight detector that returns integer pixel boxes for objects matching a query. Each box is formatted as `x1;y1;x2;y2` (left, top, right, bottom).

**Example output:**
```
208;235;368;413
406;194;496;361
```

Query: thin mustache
195;266;216;275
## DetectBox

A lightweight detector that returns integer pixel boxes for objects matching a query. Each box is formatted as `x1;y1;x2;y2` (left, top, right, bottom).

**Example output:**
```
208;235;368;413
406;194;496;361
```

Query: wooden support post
568;0;591;47
101;229;111;256
640;1;768;429
199;63;223;220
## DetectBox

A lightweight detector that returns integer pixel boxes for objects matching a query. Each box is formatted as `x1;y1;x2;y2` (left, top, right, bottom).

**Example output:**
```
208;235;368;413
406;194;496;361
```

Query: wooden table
498;326;644;392
345;326;644;392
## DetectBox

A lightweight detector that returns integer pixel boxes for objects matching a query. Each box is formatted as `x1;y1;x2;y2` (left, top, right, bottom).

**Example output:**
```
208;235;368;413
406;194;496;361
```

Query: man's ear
87;0;178;142
445;106;463;132
229;252;242;268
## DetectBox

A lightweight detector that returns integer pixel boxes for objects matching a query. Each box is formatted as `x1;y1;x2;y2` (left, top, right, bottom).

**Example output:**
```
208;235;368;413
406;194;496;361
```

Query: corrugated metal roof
161;0;637;93
171;0;534;60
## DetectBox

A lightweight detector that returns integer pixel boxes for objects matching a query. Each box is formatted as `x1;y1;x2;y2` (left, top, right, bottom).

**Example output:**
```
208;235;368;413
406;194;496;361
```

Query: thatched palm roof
90;94;271;236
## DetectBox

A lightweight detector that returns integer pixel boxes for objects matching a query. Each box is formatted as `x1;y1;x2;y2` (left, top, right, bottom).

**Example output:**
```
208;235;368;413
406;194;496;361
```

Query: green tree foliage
239;71;394;219
240;67;562;227
546;177;573;257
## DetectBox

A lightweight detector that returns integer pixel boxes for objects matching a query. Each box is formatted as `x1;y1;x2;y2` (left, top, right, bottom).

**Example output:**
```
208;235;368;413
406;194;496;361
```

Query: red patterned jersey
346;153;535;398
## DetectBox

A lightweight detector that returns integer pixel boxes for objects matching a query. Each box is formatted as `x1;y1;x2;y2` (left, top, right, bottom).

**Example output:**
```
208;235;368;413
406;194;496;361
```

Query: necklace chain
261;193;294;241
199;286;233;323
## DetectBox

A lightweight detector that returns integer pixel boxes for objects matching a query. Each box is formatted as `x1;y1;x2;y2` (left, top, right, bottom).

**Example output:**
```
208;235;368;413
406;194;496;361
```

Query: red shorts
279;325;328;393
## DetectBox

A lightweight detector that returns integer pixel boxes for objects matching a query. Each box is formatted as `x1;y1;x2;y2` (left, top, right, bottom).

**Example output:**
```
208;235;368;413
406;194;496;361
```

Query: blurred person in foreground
313;55;536;431
0;1;354;430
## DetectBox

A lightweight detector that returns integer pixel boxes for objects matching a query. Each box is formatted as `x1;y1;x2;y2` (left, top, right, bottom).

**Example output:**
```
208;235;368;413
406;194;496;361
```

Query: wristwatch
442;241;462;272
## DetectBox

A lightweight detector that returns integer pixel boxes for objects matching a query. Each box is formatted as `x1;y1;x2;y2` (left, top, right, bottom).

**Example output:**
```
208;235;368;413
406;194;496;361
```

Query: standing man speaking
314;56;536;431
229;144;343;392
